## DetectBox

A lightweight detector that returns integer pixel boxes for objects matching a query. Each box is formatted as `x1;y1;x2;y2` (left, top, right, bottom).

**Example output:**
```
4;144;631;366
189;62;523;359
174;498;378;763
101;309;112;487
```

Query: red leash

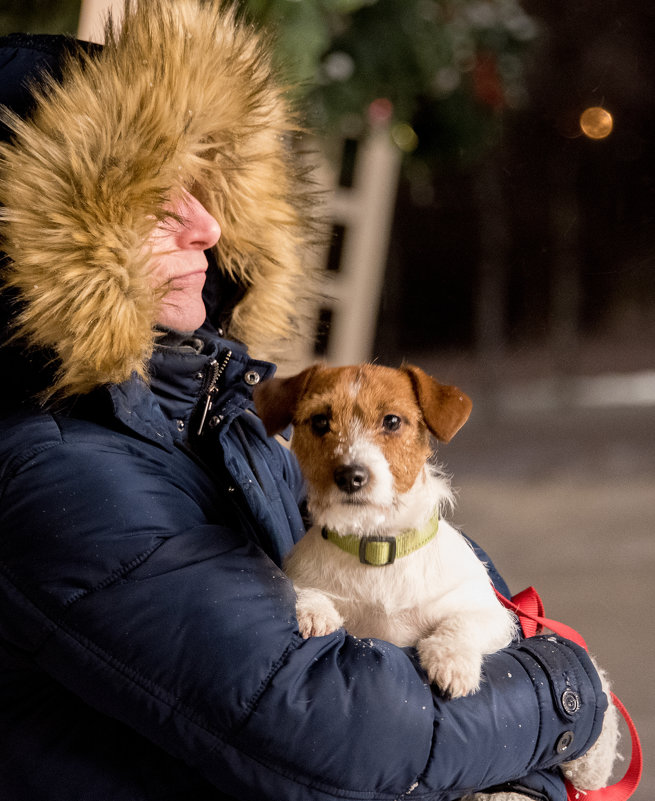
495;586;643;801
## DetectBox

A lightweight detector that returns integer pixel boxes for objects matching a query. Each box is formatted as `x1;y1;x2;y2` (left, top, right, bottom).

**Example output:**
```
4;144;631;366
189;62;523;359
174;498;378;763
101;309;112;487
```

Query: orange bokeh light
580;107;614;140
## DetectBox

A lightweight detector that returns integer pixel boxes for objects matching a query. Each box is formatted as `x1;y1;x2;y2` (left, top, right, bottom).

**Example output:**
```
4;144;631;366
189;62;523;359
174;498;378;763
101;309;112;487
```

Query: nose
175;189;221;250
334;464;370;494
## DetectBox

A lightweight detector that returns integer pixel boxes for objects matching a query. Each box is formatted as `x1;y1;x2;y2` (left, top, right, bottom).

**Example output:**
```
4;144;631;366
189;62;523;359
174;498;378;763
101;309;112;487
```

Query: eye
382;414;402;432
310;413;331;436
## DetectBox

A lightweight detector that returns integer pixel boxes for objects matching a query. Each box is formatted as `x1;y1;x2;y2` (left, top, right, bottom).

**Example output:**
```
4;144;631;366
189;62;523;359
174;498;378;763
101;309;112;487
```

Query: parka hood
0;0;318;402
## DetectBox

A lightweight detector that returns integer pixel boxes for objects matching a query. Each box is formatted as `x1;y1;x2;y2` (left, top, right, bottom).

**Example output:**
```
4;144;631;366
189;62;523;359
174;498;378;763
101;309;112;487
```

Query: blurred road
415;357;654;799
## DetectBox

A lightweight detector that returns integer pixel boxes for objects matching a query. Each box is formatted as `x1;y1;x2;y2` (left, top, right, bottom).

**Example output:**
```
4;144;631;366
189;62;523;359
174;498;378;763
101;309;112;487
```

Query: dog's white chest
285;521;500;646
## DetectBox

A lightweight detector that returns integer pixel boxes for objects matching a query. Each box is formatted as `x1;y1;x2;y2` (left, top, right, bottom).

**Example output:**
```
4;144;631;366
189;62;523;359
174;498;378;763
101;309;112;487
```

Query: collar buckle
359;536;396;566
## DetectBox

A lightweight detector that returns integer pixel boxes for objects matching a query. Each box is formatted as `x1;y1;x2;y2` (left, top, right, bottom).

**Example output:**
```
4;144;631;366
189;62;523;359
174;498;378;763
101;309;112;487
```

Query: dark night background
378;1;655;382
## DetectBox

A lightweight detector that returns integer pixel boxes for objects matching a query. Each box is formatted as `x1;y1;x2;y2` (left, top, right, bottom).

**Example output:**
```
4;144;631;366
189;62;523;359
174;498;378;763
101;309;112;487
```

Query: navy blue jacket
0;330;607;801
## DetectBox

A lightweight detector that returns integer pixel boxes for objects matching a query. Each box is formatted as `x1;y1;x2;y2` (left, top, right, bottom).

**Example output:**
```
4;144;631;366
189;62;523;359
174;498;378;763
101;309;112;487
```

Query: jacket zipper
197;349;232;436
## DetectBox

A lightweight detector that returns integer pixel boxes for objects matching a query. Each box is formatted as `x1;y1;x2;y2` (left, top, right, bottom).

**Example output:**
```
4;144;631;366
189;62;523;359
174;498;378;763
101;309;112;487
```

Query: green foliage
242;0;538;163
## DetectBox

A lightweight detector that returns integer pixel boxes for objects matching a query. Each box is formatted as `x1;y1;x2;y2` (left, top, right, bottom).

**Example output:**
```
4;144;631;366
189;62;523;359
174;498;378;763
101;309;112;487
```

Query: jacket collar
107;327;275;449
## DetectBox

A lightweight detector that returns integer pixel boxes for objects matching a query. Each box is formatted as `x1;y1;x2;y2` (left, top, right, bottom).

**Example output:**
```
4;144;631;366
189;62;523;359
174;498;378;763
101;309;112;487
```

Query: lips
170;259;208;288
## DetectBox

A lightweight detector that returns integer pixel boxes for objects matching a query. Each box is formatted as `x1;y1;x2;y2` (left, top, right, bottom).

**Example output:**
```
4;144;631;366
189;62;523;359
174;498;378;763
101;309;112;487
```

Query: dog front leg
416;592;516;698
417;612;488;698
294;587;344;638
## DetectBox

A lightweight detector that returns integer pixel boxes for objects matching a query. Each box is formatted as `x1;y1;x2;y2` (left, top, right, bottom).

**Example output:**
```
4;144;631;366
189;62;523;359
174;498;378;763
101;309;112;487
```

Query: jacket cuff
516;635;608;768
423;634;607;797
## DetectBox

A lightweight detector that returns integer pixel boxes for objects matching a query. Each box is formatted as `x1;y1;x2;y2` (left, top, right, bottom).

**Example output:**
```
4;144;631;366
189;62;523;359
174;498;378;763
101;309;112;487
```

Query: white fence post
292;129;401;370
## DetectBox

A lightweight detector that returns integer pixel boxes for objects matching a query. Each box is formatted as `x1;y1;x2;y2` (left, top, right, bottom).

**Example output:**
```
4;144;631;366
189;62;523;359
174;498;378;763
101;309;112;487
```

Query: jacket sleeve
0;422;607;801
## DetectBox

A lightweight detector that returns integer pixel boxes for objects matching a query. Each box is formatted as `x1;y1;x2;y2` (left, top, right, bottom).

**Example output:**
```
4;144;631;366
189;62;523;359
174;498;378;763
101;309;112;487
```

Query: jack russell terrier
254;362;619;797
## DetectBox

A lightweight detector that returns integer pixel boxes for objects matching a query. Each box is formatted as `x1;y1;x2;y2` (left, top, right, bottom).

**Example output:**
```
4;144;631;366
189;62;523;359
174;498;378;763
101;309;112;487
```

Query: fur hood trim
0;0;318;398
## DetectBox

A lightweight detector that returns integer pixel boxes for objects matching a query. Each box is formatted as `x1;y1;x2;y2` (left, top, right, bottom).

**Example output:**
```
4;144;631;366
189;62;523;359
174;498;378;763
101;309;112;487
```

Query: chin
309;494;396;537
157;305;207;333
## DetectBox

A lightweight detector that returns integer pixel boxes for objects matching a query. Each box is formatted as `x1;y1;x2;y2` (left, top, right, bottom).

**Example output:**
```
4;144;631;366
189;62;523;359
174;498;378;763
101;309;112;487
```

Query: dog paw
294;588;344;639
417;634;483;698
561;662;620;790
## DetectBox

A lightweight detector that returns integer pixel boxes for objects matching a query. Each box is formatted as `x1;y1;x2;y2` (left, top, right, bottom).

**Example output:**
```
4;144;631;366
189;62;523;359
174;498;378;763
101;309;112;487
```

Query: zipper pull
197;380;217;436
197;350;232;436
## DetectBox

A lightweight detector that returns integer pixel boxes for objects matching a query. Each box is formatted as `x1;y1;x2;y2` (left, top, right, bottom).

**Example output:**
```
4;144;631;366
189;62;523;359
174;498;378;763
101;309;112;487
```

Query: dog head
253;363;472;531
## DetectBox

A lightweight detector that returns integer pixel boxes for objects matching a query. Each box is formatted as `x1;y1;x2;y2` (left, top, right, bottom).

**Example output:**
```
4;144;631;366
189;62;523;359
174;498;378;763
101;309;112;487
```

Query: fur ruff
0;0;318;398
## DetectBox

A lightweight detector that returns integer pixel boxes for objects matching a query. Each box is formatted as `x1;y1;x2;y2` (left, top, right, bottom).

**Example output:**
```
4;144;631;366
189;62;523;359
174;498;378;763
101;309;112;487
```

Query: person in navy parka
0;2;608;800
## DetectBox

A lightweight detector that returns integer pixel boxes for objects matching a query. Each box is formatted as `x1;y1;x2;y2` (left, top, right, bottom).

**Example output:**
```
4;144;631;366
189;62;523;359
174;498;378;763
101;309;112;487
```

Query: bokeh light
580;106;614;140
391;123;419;152
367;97;394;126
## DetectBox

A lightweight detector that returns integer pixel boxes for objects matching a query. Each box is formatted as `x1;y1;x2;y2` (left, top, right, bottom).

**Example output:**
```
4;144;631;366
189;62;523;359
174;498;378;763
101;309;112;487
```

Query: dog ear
402;364;472;442
252;366;319;436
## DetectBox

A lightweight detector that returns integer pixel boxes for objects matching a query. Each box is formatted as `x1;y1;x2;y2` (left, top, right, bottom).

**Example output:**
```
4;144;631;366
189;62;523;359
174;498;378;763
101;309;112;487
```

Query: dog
253;362;619;797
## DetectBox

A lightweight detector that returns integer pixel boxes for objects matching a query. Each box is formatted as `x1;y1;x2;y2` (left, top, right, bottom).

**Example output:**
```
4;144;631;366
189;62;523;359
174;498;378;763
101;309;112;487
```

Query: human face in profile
149;189;221;332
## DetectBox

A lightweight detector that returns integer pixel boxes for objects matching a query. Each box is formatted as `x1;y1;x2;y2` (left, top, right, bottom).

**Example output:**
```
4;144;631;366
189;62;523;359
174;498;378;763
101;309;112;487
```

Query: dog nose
334;465;370;494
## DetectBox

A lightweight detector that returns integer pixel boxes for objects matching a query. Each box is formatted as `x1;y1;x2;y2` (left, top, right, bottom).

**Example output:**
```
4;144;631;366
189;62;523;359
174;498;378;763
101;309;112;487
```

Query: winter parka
0;2;607;800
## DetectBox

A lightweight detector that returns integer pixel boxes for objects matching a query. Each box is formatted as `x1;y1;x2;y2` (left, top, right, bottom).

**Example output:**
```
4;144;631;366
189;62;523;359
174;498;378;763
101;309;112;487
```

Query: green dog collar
321;511;439;566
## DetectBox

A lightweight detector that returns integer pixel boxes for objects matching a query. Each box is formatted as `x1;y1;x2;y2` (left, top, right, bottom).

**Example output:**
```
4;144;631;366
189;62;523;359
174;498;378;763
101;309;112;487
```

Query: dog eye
310;413;331;436
382;414;401;432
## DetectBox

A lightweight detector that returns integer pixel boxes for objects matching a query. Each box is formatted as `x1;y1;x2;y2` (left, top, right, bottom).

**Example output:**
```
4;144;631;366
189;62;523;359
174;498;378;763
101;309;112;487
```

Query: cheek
149;251;189;286
146;225;178;283
291;432;337;491
382;430;431;493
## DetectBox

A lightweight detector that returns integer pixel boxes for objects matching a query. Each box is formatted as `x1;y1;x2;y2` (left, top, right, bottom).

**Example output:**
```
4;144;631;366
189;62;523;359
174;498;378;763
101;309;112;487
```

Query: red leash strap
494;586;643;801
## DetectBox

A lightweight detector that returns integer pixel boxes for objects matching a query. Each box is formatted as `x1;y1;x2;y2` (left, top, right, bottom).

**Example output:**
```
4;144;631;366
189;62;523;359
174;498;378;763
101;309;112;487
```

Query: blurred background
2;1;653;796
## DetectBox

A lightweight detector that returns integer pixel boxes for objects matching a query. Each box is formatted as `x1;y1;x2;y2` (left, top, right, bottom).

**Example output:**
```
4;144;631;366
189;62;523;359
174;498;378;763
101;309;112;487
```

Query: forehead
297;366;418;417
